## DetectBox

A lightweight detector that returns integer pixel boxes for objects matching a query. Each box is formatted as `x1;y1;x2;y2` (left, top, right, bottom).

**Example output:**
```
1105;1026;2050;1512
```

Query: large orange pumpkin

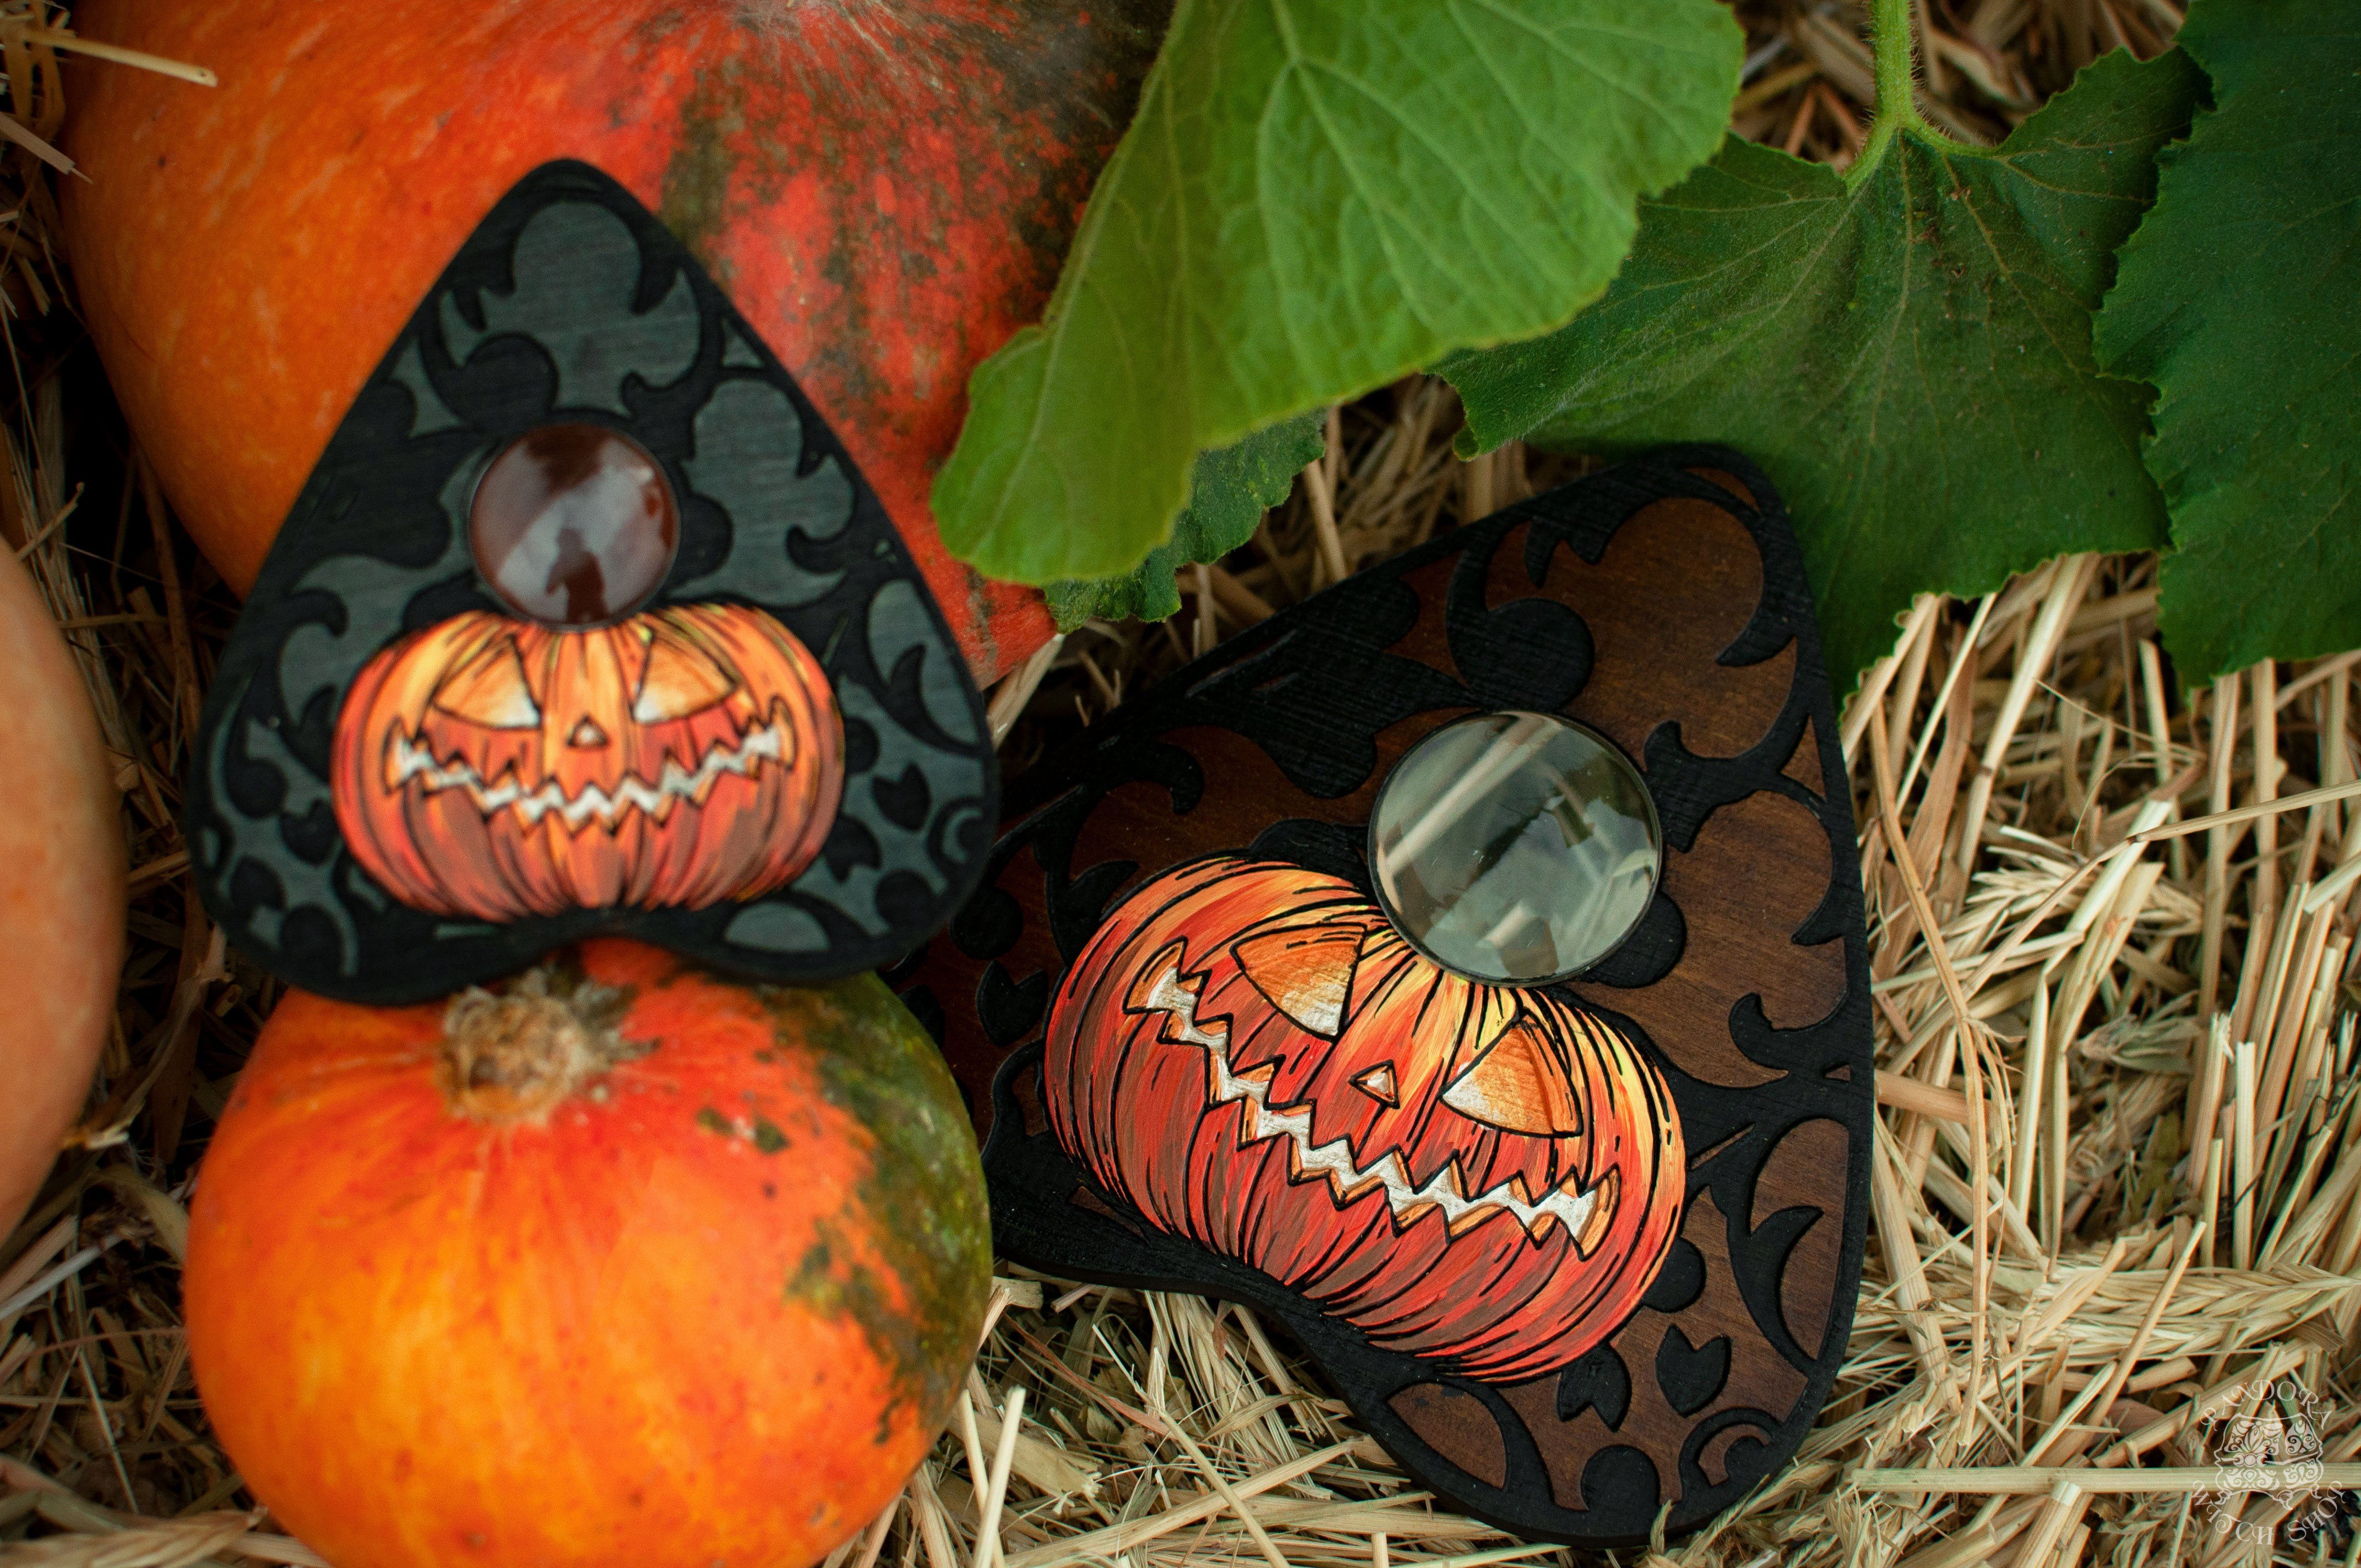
185;939;989;1568
1047;856;1684;1382
332;604;843;921
62;0;1171;683
0;548;124;1236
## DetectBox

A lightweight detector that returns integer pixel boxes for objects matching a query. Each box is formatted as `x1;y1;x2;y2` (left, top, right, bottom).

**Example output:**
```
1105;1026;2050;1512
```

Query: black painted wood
191;161;994;1003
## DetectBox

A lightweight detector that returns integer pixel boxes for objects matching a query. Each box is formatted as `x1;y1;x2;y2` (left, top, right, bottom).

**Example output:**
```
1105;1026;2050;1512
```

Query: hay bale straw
10;2;2355;1566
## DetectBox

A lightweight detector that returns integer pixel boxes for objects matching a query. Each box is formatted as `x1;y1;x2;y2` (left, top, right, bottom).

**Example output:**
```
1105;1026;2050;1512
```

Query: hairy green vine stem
1855;0;1928;179
1872;0;1922;127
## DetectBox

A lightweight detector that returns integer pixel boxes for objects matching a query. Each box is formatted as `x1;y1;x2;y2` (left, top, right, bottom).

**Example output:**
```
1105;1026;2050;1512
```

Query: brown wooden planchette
890;447;1872;1545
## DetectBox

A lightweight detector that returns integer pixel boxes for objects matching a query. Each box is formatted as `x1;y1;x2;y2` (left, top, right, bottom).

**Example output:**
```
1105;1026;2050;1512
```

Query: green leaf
1045;411;1325;628
2095;0;2361;681
935;0;1744;586
1440;48;2203;695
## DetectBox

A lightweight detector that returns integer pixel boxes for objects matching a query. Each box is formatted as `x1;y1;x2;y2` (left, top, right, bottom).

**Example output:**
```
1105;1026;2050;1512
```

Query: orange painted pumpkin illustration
332;605;841;921
1046;856;1684;1381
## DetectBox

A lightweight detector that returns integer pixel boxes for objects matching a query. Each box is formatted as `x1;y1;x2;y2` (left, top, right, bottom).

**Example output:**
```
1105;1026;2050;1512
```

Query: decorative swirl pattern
894;447;1873;1546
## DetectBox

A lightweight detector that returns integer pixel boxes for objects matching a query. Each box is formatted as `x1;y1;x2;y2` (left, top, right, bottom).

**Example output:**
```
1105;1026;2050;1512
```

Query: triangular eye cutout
431;634;541;729
633;623;738;723
1440;1015;1587;1136
1234;927;1362;1038
189;160;995;1004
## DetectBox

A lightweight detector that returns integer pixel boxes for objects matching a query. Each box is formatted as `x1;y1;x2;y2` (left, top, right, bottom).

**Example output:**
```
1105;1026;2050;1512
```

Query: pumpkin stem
439;964;639;1123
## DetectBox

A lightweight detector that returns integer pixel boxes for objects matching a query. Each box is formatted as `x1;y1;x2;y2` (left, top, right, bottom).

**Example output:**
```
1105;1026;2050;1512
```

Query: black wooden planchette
190;161;994;1004
892;449;1873;1545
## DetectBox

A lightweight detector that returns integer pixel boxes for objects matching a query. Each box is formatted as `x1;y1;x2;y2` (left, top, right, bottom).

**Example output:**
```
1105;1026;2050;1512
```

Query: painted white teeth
1135;963;1596;1240
387;722;788;831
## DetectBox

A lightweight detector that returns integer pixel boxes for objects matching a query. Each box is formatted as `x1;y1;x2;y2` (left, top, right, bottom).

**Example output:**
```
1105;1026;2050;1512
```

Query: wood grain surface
893;447;1873;1545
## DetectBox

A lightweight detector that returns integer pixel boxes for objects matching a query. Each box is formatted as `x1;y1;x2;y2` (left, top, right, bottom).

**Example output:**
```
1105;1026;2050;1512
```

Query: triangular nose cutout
1349;1062;1400;1107
189;160;995;1005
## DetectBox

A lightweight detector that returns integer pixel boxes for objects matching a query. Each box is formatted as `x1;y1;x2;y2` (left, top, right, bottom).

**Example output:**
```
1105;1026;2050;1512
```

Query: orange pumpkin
1047;856;1684;1381
332;604;842;921
0;548;124;1236
186;939;989;1568
62;0;1170;683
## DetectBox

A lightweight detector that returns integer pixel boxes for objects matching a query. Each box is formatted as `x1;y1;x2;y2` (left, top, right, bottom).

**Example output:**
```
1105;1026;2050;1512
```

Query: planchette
190;161;994;1004
891;449;1872;1544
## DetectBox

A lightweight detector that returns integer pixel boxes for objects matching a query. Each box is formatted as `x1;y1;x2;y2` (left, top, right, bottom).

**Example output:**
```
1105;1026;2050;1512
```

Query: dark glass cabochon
191;161;995;1003
468;423;679;625
892;450;1873;1546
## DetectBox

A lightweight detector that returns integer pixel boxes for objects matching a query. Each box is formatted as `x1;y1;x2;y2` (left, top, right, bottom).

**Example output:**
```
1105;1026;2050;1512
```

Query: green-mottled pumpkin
62;0;1169;684
183;938;988;1568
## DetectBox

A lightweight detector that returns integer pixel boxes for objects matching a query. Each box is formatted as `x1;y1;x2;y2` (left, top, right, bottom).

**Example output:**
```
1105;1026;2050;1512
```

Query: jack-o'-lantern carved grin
331;605;842;922
382;717;797;830
1046;856;1686;1382
1127;954;1622;1250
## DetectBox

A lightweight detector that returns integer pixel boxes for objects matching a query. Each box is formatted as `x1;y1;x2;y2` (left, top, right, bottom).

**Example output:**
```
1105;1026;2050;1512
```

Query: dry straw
9;1;2354;1566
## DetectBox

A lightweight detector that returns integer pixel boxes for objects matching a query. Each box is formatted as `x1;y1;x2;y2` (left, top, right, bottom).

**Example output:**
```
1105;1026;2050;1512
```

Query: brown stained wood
1068;1184;1141;1233
1755;1117;1848;1359
1503;1192;1809;1510
1576;791;1848;1089
1390;1385;1508;1489
1010;1061;1051;1137
1074;722;1416;874
1493;502;1793;764
1685;467;1762;511
897;452;1869;1546
1384;554;1465;678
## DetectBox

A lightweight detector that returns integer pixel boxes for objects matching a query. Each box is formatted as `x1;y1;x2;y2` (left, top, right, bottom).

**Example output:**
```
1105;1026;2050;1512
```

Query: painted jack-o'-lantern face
331;604;842;922
1046;855;1684;1382
190;175;1002;1005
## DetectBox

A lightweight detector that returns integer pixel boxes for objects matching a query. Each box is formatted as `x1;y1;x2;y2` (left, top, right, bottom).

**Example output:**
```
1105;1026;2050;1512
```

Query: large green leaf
934;0;1744;586
1441;48;2202;694
2096;0;2361;680
1045;412;1324;628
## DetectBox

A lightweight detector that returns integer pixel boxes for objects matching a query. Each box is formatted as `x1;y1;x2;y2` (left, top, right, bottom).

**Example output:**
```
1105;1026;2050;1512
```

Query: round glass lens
1368;711;1661;985
468;424;678;626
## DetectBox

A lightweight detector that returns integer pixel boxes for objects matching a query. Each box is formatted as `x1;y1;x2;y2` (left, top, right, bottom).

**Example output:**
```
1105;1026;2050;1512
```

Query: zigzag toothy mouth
387;721;789;831
1135;962;1600;1243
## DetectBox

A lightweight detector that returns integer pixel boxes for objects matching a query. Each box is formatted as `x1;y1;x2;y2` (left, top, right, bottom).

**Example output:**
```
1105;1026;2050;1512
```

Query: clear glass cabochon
1368;711;1662;986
